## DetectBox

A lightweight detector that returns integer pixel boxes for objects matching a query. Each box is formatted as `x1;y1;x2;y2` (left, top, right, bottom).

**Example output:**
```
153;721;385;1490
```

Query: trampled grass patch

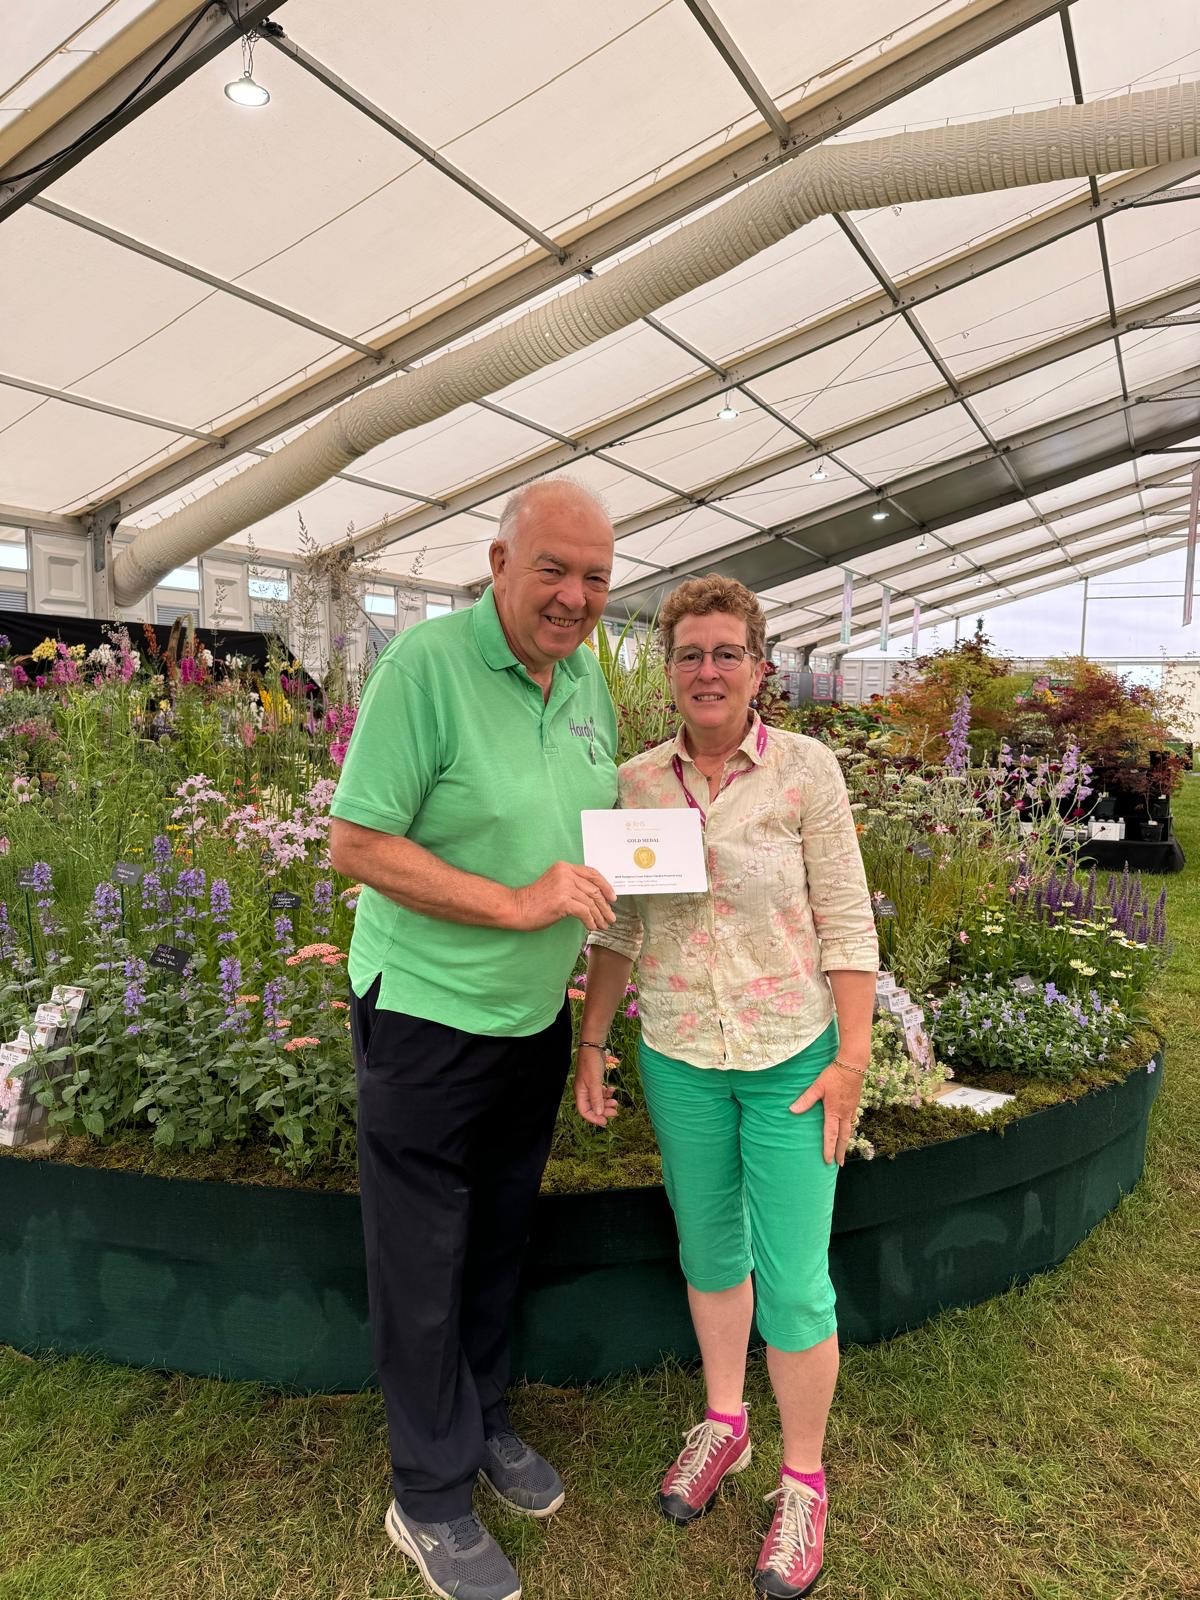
2;780;1198;1599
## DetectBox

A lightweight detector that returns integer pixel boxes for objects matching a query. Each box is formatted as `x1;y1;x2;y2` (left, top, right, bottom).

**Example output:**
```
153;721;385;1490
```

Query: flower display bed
0;1056;1161;1391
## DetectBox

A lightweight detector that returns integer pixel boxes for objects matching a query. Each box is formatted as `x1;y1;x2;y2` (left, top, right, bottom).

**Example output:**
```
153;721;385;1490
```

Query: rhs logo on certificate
581;808;708;895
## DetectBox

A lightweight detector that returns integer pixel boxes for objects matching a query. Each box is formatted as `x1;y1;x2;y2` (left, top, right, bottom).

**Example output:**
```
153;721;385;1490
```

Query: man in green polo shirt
330;479;618;1600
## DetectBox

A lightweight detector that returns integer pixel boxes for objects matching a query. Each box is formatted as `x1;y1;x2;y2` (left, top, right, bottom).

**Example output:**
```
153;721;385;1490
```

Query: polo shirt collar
656;711;766;768
470;584;586;682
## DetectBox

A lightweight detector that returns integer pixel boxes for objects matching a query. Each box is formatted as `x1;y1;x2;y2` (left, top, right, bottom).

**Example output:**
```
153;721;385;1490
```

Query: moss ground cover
0;777;1195;1600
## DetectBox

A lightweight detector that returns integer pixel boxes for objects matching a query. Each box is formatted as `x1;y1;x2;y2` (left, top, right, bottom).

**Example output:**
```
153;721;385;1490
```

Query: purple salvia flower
1152;887;1167;947
273;914;293;949
152;834;172;866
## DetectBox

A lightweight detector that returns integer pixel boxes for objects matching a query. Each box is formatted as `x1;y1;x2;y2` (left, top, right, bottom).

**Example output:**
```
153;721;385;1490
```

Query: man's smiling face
490;484;614;680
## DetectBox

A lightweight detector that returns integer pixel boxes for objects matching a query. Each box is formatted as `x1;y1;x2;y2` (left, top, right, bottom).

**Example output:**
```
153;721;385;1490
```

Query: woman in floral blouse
578;576;877;1600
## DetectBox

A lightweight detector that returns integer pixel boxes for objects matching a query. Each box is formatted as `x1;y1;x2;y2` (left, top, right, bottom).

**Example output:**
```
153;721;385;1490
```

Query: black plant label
150;943;191;975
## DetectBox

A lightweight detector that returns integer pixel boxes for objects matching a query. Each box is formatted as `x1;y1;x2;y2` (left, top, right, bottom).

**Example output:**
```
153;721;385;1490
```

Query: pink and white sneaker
754;1478;827;1597
657;1414;752;1525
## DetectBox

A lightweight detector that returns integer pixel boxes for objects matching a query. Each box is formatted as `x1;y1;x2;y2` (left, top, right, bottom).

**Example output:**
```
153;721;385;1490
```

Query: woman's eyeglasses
668;645;759;672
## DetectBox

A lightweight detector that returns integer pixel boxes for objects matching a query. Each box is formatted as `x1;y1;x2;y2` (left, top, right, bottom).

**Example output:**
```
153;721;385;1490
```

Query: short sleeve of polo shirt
331;658;440;837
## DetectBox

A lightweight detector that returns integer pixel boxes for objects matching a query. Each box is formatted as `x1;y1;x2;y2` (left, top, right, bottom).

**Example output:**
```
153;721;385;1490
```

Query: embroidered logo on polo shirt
569;714;598;763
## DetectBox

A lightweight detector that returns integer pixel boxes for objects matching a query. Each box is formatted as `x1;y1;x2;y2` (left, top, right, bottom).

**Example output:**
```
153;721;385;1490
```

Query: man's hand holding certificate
581;808;708;895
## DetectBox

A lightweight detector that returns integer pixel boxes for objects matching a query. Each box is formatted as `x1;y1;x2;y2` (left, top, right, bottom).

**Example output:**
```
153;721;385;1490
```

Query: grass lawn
2;782;1198;1600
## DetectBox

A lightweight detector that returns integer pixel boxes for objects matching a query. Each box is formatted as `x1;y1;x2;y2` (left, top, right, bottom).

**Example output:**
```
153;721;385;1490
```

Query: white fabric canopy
1;0;1197;645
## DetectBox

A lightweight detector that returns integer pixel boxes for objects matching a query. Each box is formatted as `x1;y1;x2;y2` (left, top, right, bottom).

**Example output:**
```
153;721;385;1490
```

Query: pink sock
782;1464;825;1497
706;1404;747;1439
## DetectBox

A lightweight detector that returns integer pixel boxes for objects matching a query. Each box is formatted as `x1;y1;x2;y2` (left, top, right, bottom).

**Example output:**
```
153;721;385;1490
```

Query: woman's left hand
790;1063;865;1167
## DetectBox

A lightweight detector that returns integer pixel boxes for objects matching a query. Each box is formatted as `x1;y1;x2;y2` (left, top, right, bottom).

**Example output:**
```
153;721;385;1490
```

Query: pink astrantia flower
283;1036;320;1052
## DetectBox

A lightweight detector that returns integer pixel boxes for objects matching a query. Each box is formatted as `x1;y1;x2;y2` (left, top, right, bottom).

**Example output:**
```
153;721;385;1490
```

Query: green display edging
0;1059;1162;1390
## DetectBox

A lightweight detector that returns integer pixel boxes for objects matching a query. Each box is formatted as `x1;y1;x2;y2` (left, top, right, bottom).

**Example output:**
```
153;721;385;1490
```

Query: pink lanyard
671;721;767;826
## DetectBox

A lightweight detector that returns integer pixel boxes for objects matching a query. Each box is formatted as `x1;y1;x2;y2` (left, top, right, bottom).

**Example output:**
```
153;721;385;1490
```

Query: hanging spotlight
871;507;889;522
810;460;828;481
976;573;986;586
717;394;739;422
916;534;928;552
949;555;960;570
225;31;270;106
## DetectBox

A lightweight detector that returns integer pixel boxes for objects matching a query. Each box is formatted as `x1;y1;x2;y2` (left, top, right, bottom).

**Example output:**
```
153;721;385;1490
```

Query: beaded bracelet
577;1040;609;1053
833;1058;868;1076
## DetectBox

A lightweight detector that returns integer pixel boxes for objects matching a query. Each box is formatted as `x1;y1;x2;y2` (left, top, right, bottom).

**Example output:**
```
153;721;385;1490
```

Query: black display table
1077;835;1185;874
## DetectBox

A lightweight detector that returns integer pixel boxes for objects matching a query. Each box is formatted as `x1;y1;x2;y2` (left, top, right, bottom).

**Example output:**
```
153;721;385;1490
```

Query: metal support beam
681;0;791;142
818;533;1190;655
0;371;221;441
763;486;1192;636
0;1;288;223
330;250;1200;573
607;364;1200;609
31;197;384;358
0;504;84;537
256;29;565;260
86;500;122;619
786;520;1191;649
95;0;1086;521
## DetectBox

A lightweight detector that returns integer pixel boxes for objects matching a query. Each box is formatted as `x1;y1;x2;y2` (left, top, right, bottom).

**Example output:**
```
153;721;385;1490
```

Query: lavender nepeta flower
210;877;236;943
312;877;334;937
263;977;286;1033
273;914;293;949
123;956;147;1034
30;861;52;895
175;867;207;901
944;691;972;775
152;834;172;866
90;880;122;939
219;955;247;1034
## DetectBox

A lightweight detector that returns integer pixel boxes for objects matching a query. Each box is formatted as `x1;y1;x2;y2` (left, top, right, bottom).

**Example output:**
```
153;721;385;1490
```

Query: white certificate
581;808;708;896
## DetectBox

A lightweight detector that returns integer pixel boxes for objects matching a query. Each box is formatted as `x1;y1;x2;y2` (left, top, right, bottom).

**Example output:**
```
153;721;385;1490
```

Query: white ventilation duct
112;83;1199;607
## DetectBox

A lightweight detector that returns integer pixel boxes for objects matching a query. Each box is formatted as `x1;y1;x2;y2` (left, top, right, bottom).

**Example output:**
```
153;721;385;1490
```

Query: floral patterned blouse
589;716;878;1070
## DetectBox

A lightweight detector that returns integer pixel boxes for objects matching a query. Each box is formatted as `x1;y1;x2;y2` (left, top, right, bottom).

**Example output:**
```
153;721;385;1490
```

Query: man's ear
488;539;507;583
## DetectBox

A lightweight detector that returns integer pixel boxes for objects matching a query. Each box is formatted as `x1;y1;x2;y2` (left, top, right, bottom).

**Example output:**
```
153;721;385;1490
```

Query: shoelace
444;1513;485;1551
761;1482;817;1572
487;1431;528;1466
671;1419;726;1489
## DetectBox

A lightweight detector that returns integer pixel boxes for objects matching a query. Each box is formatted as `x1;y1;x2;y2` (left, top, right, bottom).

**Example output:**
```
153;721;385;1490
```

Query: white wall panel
29;531;89;615
200;558;250;630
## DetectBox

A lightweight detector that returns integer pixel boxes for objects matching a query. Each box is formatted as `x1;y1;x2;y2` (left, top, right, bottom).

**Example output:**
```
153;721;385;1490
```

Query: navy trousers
351;978;571;1520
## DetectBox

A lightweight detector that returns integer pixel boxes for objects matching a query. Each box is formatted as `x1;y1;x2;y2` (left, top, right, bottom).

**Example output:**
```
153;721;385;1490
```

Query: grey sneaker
385;1500;521;1600
479;1430;566;1518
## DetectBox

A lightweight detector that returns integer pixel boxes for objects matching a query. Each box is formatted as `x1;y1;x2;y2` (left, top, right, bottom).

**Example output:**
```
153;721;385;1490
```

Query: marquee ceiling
1;0;1197;652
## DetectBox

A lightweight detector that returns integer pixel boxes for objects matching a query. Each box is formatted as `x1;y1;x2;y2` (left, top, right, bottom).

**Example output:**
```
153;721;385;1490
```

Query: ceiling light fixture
871;508;889;522
949;555;960;570
916;534;928;552
717;394;739;422
810;461;828;481
225;32;270;106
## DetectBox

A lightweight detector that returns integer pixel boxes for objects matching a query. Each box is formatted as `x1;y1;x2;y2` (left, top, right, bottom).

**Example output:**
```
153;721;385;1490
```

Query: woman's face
667;610;766;742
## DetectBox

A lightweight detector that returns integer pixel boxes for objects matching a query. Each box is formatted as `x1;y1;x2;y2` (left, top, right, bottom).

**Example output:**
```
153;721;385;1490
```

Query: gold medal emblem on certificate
633;846;657;869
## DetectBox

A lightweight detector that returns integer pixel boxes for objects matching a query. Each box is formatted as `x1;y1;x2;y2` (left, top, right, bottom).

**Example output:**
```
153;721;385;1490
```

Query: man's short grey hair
496;478;610;545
